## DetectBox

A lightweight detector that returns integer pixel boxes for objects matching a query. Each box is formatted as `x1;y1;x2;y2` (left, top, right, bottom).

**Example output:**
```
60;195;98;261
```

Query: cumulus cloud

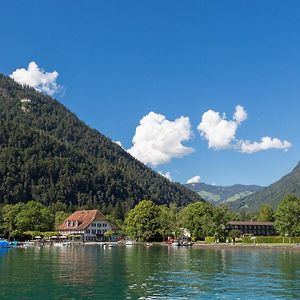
239;137;291;154
187;175;201;184
197;105;247;149
128;112;193;165
158;171;172;181
10;61;60;96
198;105;291;154
233;104;248;124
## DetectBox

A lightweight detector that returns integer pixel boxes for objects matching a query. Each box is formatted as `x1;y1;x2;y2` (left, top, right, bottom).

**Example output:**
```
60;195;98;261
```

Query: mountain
234;162;300;212
0;74;202;212
185;182;262;206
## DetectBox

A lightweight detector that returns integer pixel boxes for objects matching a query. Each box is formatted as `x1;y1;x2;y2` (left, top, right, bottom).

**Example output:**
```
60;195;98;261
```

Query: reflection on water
0;245;300;299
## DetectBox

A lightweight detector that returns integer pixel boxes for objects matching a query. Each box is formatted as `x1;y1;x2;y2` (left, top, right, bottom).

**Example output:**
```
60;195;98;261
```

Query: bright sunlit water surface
0;245;300;299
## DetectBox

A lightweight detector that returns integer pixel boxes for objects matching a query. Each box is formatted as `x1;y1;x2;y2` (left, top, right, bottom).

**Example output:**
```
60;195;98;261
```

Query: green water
1;245;300;299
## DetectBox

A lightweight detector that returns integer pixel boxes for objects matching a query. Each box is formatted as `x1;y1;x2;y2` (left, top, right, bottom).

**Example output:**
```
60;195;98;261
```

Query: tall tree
258;204;275;222
125;200;160;242
158;203;181;239
275;194;300;242
210;205;232;242
180;202;213;240
2;203;25;238
16;201;54;232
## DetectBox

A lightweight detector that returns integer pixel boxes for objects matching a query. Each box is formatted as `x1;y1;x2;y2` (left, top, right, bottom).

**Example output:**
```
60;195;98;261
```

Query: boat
171;240;180;246
125;240;135;246
0;240;11;248
172;239;193;247
53;242;71;247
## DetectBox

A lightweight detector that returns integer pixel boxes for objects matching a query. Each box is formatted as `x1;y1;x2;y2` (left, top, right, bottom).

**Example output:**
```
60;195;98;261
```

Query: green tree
258;204;275;222
275;194;300;242
16;201;54;232
158;203;181;239
125;200;160;242
180;202;213;240
210;205;231;242
55;211;70;228
2;203;25;238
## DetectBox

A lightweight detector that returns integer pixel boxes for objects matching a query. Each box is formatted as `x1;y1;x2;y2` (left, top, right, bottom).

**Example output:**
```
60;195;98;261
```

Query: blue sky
1;0;300;186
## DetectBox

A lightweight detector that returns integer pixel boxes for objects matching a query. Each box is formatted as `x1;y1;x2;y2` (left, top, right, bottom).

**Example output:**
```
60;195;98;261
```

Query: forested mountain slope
0;75;201;212
186;182;262;206
231;162;300;212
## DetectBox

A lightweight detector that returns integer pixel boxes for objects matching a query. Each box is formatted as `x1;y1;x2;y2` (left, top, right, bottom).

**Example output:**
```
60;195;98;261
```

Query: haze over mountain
0;75;201;213
185;182;263;207
232;162;300;212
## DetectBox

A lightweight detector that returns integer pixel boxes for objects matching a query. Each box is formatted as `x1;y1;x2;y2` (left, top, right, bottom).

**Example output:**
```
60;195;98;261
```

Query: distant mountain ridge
0;74;202;212
233;162;300;212
185;182;263;206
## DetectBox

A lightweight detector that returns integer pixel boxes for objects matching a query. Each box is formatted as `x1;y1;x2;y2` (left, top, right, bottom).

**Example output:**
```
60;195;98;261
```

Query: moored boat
125;240;136;246
0;240;11;248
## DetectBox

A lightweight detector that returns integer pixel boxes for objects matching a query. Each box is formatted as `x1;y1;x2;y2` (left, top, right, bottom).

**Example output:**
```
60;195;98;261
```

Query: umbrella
59;236;67;239
51;236;58;239
34;236;42;239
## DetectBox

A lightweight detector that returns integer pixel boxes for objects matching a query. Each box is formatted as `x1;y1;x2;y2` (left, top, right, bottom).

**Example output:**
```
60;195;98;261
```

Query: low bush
205;236;215;243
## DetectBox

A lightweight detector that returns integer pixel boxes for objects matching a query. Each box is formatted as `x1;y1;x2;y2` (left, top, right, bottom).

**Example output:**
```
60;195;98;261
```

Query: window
97;223;101;227
97;230;100;234
86;229;90;234
92;229;96;234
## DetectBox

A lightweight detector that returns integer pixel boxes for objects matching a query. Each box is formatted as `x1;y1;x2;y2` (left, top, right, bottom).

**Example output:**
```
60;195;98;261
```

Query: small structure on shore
58;210;118;242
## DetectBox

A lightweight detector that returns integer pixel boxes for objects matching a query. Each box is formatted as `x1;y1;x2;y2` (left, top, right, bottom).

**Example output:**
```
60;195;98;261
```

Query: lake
0;245;300;299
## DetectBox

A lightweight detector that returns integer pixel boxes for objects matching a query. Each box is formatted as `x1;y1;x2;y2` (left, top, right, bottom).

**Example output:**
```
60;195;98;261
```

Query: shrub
205;236;215;243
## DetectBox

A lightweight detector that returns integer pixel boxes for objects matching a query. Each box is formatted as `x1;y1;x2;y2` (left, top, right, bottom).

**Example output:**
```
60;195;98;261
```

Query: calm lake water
0;245;300;299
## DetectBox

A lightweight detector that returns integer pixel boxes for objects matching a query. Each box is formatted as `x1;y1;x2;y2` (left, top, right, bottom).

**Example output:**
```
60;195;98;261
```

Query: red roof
58;210;118;231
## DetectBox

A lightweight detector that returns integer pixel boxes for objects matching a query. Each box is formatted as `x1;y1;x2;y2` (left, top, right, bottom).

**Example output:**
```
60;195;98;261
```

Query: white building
58;210;118;241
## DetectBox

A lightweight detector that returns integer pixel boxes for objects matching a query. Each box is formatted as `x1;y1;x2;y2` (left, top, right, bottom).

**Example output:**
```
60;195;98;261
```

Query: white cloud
10;61;60;96
158;171;172;181
239;137;292;154
234;104;248;124
197;105;247;149
128;112;193;165
187;175;201;184
197;105;291;154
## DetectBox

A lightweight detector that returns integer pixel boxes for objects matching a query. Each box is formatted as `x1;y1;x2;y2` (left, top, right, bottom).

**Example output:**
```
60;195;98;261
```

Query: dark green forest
0;74;201;214
231;162;300;212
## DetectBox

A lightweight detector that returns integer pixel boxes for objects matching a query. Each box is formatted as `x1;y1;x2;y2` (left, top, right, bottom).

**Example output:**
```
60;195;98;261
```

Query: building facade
58;210;118;241
228;221;277;236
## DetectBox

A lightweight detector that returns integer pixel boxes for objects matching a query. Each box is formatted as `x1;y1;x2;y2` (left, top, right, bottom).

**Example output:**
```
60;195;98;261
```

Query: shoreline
192;242;300;251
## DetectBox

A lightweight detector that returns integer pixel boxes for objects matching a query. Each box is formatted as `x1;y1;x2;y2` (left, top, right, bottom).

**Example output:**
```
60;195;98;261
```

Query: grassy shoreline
193;242;300;250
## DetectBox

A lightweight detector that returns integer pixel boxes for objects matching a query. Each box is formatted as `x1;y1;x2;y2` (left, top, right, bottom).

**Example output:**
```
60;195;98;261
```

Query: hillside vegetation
234;162;300;212
186;182;262;207
0;75;201;213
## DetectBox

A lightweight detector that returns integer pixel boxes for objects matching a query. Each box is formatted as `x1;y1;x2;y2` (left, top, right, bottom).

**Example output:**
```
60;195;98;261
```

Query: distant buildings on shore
228;221;277;236
58;210;118;242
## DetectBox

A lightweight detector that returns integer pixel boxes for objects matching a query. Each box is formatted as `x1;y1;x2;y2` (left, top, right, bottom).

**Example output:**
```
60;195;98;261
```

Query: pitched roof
229;221;274;226
58;210;117;231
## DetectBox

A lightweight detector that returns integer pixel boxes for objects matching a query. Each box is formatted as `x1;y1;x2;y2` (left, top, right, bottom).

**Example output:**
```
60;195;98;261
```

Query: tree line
124;194;300;242
1;194;300;242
